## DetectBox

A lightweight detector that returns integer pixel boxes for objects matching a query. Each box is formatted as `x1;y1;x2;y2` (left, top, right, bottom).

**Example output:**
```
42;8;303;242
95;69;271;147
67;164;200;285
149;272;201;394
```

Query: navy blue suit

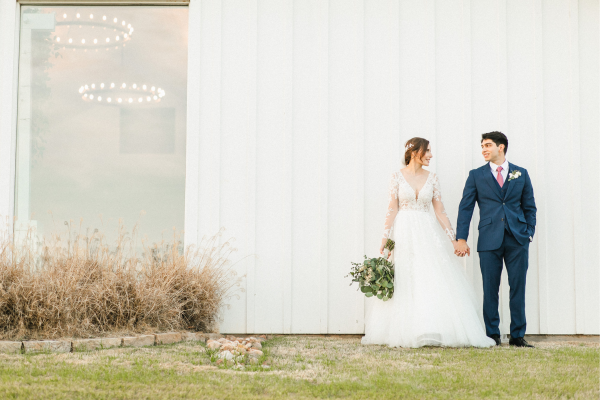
456;162;536;338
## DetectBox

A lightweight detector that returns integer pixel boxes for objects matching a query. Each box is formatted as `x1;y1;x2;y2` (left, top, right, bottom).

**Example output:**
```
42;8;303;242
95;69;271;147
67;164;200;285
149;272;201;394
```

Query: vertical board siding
578;0;599;334
255;0;293;333
542;0;577;334
204;0;598;335
291;0;329;334
218;0;258;333
327;0;365;334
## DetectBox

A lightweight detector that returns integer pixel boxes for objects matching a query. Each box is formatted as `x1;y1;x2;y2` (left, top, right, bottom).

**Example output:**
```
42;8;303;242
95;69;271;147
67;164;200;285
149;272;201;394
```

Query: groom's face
481;139;504;162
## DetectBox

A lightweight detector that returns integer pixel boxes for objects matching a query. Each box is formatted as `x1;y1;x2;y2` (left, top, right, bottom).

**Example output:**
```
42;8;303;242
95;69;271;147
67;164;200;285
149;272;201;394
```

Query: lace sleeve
382;173;400;240
431;173;456;242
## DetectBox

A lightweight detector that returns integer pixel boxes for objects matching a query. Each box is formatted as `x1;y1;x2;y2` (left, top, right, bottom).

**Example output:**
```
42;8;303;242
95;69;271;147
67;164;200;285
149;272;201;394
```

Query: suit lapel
504;163;515;198
482;164;503;200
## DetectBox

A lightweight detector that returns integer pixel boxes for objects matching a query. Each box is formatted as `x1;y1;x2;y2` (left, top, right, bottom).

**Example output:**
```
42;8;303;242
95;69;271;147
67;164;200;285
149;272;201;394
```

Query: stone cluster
206;335;268;366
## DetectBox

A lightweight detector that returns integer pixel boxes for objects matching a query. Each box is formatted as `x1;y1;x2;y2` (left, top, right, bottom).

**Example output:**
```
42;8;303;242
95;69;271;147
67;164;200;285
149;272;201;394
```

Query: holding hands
453;239;470;257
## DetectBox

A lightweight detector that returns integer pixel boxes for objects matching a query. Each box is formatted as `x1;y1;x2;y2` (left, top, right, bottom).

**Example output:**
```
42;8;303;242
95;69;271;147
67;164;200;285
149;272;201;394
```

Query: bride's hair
404;137;430;166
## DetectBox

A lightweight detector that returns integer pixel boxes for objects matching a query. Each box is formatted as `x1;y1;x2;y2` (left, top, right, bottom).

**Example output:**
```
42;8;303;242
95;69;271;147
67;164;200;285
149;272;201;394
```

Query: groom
454;131;537;348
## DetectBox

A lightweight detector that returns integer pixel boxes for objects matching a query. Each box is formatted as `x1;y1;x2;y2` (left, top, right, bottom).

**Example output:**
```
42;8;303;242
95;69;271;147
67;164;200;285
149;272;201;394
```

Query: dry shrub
0;223;238;340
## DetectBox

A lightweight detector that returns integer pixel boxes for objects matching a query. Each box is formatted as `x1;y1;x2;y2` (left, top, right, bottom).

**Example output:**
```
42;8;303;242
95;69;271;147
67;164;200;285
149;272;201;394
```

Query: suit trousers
478;229;529;338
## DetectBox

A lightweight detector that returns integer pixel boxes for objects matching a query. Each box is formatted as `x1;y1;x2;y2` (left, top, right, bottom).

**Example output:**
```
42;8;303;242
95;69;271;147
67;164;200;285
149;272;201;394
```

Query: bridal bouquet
346;239;395;301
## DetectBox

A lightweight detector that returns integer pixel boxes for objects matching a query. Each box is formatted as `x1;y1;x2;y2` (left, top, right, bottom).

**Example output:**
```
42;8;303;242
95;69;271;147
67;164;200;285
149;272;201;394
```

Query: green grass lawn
0;336;597;399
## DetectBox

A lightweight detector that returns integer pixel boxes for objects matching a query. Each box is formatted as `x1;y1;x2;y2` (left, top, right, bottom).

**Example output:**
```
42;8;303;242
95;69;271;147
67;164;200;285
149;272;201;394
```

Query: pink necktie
496;166;504;188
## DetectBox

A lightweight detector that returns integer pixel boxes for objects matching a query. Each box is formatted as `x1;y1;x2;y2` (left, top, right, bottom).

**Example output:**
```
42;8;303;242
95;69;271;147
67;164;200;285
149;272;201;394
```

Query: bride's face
418;145;432;166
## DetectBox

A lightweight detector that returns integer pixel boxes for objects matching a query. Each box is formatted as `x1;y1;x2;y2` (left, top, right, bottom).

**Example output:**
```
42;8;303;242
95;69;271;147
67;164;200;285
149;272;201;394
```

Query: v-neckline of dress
399;170;432;201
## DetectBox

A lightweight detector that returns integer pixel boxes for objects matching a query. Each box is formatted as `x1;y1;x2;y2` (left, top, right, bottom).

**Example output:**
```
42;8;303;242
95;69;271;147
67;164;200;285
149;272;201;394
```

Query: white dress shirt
489;159;509;183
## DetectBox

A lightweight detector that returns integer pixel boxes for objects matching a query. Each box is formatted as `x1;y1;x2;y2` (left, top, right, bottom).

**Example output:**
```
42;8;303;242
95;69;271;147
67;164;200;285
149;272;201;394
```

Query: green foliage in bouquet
346;240;395;301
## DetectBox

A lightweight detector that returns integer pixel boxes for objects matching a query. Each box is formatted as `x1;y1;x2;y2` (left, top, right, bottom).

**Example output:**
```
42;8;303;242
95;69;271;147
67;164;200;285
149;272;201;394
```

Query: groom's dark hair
481;131;508;155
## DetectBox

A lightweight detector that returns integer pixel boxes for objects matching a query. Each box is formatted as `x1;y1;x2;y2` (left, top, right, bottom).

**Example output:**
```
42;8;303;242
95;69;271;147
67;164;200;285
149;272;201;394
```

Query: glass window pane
15;6;188;246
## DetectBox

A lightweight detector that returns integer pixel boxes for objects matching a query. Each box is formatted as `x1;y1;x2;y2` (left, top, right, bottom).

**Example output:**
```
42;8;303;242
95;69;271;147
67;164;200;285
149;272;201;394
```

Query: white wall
1;0;597;335
185;0;599;335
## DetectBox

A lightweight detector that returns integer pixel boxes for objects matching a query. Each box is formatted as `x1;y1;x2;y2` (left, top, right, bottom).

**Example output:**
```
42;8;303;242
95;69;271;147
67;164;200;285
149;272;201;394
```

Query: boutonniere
508;170;522;181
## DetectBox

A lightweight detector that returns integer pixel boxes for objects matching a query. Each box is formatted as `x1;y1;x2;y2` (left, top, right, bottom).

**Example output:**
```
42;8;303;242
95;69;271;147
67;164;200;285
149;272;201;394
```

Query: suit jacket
456;162;537;252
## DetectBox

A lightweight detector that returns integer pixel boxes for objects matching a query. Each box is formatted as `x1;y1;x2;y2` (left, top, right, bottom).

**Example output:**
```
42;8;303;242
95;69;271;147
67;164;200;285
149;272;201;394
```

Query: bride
362;137;495;348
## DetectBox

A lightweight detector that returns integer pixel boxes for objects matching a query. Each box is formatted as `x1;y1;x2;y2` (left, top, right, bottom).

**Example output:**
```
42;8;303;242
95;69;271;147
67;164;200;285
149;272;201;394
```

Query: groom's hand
455;239;470;257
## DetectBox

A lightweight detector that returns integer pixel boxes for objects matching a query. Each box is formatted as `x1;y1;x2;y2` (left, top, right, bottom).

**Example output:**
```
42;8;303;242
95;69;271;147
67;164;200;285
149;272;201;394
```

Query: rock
23;340;71;353
122;335;155;348
251;342;262;350
207;341;221;350
218;350;234;360
0;341;22;354
154;332;182;345
101;337;122;349
249;357;259;365
72;339;102;352
248;349;263;358
206;333;223;341
182;332;206;342
221;345;235;353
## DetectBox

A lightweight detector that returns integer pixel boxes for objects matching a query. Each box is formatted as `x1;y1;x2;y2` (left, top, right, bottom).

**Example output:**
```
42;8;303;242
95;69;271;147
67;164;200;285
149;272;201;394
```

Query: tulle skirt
361;210;495;348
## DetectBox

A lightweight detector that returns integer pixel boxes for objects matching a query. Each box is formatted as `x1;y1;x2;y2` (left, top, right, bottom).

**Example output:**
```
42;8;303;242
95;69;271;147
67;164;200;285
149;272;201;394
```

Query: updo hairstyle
404;137;430;166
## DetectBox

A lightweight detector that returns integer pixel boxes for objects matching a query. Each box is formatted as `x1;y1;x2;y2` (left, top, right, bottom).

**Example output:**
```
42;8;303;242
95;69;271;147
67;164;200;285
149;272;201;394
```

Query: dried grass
0;221;238;340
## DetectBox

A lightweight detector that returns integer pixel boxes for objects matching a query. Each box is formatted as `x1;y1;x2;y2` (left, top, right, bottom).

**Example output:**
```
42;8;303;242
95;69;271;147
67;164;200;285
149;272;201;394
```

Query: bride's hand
380;240;391;260
452;240;464;257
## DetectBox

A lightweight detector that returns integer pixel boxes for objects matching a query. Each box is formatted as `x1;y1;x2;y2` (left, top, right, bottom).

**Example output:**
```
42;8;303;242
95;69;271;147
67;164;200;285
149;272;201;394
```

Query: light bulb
98;96;102;101
118;98;122;103
100;83;104;88
113;18;117;23
85;85;89;89
124;34;128;38
116;36;120;41
151;86;155;91
84;94;88;97
142;85;147;90
153;96;157;100
138;98;142;102
133;84;137;89
103;16;106;21
94;39;97;44
110;83;115;88
107;98;111;102
68;38;72;43
146;96;150;101
81;39;85;44
122;21;125;26
90;14;93;19
106;38;110;43
89;94;94;99
76;13;80;18
122;83;126;88
128;98;133;103
63;14;67;18
91;84;95;89
56;37;60;42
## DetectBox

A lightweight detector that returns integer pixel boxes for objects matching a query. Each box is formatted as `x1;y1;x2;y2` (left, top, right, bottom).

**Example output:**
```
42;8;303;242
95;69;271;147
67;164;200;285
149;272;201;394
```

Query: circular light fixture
79;82;166;106
52;14;134;50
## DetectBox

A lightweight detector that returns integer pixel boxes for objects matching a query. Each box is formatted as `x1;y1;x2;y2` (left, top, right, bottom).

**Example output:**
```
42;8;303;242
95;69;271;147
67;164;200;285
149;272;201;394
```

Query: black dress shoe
509;337;534;348
488;334;501;346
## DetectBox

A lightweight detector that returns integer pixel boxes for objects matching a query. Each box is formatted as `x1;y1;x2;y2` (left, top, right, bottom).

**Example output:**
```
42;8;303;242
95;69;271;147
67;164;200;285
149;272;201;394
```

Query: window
14;6;188;245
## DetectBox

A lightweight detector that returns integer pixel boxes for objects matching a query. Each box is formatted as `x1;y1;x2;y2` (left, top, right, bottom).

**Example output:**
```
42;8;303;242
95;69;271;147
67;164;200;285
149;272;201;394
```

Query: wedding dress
361;170;495;348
